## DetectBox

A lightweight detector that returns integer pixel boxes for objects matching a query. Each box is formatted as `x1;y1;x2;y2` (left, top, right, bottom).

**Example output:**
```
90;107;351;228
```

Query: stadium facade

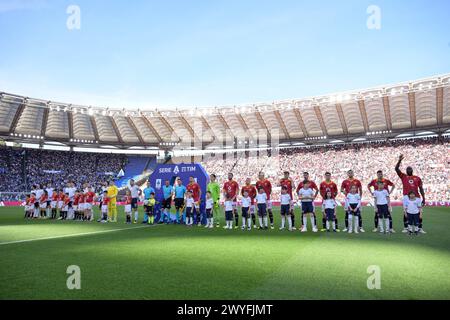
0;74;449;154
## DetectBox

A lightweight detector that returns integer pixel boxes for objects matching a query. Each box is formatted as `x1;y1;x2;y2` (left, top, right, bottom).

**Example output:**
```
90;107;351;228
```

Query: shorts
58;201;63;209
68;201;73;208
144;204;152;214
267;200;273;210
25;205;31;211
73;205;78;211
376;204;389;218
325;208;335;220
257;203;267;217
85;203;92;210
407;212;420;226
225;210;233;221
131;197;139;209
301;202;314;214
186;207;192;218
40;203;47;209
250;204;255;214
46;200;51;207
63;205;69;212
34;201;39;209
125;204;132;213
241;206;250;218
101;205;108;213
51;201;57;209
174;198;184;209
162;198;171;209
206;208;212;218
280;204;290;216
348;203;360;215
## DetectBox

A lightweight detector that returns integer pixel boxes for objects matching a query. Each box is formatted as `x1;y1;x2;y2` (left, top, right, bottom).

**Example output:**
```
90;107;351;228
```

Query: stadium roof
1;73;449;150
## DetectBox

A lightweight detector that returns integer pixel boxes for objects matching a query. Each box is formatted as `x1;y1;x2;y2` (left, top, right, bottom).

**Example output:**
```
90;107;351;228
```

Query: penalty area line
0;224;160;246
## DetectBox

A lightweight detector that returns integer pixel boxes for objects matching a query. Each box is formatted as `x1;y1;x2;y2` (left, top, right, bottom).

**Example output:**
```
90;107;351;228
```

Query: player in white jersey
403;191;423;235
298;181;318;232
279;186;293;231
185;191;195;226
345;185;361;234
255;188;268;230
128;179;142;223
34;184;44;218
373;181;392;233
223;194;234;230
321;191;337;232
241;191;252;231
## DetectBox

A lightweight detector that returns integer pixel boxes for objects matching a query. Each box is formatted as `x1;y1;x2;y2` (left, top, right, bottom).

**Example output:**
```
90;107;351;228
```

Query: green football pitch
0;205;449;300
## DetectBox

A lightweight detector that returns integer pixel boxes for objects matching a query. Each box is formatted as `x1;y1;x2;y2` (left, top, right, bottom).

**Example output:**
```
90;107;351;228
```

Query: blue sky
0;0;449;109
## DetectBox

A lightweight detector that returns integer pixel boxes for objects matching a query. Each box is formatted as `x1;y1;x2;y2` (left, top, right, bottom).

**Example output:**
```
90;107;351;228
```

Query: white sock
354;216;359;231
326;220;330;230
134;211;138;221
332;221;336;230
206;218;210;226
302;216;307;229
242;217;246;227
281;216;285;228
248;218;252;228
385;218;389;231
310;215;315;228
287;216;292;229
263;217;268;227
259;217;263;227
348;214;353;230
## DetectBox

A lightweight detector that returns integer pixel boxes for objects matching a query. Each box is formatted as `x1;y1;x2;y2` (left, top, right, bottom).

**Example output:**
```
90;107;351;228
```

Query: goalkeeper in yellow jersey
107;180;119;222
207;174;221;228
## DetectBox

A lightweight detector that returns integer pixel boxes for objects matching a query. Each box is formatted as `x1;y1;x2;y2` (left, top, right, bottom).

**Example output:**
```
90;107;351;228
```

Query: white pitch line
0;224;158;246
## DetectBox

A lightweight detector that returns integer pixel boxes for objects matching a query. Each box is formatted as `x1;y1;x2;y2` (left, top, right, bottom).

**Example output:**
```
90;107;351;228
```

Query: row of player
23;155;426;235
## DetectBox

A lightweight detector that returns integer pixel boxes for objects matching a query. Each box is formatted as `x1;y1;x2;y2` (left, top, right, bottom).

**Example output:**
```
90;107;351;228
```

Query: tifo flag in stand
117;169;125;178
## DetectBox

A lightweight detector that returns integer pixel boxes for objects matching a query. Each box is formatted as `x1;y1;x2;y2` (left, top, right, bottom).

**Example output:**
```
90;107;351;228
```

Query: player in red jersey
39;190;48;218
223;173;240;228
255;171;274;229
57;190;65;220
124;190;133;224
72;191;79;220
319;172;339;231
63;193;71;220
28;193;37;218
79;191;86;221
368;170;396;232
24;194;33;218
341;170;364;232
296;172;319;230
84;187;96;222
241;178;257;228
50;189;59;219
187;176;202;226
395;154;426;234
